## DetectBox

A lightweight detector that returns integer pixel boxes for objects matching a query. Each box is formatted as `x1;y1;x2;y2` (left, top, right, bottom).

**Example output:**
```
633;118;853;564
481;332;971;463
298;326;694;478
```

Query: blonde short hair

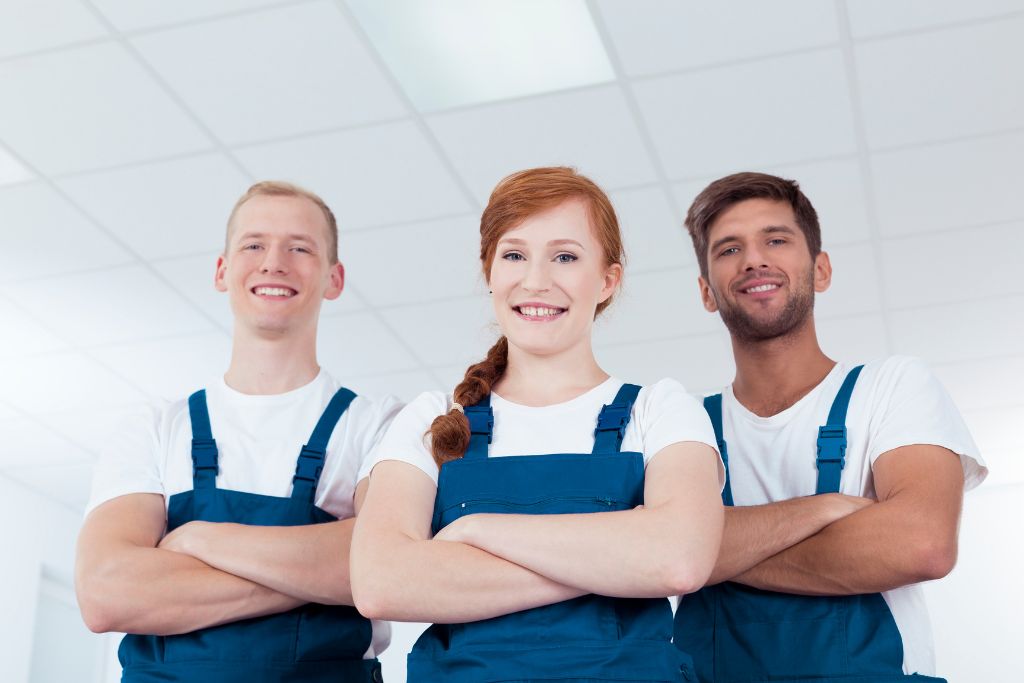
226;181;339;264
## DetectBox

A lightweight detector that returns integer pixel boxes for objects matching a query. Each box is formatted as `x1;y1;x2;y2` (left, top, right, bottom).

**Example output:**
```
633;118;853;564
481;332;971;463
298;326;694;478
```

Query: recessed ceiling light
347;0;615;112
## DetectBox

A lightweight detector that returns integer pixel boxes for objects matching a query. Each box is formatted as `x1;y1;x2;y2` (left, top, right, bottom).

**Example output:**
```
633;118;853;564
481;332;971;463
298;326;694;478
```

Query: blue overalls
673;367;945;683
407;384;696;683
119;387;383;683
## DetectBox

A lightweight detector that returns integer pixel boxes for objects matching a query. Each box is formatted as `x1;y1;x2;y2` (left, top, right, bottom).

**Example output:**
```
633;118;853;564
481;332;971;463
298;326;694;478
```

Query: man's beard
715;268;815;343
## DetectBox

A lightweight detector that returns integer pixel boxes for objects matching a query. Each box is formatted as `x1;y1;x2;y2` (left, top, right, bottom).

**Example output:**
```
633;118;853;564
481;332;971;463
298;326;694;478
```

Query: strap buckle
816;425;848;466
464;406;494;444
294;445;325;482
191;438;218;471
594;404;630;440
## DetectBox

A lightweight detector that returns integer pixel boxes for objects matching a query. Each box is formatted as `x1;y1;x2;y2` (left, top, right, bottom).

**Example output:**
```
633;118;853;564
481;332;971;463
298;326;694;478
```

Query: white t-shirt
86;369;404;659
361;376;724;488
711;356;986;676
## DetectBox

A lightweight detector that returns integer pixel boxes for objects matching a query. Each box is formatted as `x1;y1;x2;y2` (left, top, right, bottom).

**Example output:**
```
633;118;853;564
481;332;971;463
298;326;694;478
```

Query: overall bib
673;367;945;683
119;387;383;683
407;384;696;683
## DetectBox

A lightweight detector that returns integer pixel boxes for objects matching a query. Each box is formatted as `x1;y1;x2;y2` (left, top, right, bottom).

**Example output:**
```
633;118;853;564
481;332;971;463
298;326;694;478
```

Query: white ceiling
0;0;1021;510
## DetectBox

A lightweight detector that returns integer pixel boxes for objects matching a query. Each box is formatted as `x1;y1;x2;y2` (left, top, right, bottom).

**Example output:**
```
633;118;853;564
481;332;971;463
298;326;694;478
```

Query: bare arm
350;461;586;623
707;493;874;585
158;498;362;606
75;493;304;635
731;445;964;595
437;442;724;598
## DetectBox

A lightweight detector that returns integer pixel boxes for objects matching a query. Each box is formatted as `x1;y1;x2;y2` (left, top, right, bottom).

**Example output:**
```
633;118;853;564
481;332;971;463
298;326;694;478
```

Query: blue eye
719;246;739;257
243;243;262;251
502;251;525;261
554;252;578;263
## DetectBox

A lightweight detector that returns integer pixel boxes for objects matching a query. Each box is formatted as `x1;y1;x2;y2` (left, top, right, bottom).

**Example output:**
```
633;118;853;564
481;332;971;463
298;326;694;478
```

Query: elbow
656;552;713;597
911;537;958;582
76;578;119;634
351;578;396;621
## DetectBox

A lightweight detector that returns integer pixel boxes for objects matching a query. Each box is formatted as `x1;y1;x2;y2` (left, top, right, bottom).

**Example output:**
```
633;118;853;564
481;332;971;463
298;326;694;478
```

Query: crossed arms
74;487;365;635
707;444;965;595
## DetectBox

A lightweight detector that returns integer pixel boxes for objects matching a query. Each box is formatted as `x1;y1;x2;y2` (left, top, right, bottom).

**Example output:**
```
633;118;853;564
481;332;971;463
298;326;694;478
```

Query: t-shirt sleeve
83;403;166;517
357;391;446;485
635;378;726;488
353;393;406;481
868;357;987;491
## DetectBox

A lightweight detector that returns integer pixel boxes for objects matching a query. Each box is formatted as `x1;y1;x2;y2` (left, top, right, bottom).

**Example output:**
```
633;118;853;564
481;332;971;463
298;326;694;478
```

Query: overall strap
462;394;494;460
815;365;865;495
292;387;358;503
592;383;642;454
703;394;734;506
188;390;219;490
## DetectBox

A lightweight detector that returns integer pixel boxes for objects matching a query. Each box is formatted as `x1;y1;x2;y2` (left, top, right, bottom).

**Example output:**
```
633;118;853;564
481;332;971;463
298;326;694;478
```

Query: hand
158;521;210;557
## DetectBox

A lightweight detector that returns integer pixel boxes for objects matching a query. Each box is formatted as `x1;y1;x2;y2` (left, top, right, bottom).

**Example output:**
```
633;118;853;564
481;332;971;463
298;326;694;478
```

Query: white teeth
745;284;778;293
519;305;562;317
254;287;294;297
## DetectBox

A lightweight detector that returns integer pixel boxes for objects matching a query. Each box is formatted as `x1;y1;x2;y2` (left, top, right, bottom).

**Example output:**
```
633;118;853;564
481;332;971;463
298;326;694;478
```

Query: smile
742;284;779;294
252;286;297;297
514;305;567;321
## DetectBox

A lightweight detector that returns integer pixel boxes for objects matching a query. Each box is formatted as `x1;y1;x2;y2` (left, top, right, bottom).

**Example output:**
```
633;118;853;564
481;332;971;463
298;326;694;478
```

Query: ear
214;255;228;293
813;251;832;294
598;262;624;303
324;261;345;301
698;275;718;313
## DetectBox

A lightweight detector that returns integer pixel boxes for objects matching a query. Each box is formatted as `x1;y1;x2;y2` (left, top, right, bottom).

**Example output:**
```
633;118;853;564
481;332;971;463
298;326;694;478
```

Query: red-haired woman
351;167;724;682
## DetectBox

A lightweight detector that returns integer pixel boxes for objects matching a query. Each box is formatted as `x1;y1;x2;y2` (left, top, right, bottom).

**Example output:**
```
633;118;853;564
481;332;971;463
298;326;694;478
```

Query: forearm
708;495;854;585
173;520;355;605
77;545;303;635
733;498;957;595
352;534;584;623
455;505;722;598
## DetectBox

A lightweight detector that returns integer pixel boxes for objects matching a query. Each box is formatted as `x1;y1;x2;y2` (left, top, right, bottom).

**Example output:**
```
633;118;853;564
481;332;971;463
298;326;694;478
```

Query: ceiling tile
317;311;423;378
594;267;723;347
0;265;215;347
57;154;251;260
871;132;1024;237
235;121;471;229
91;0;286;31
90;332;232;401
1;462;95;510
0;183;134;283
342;215;483;307
0;402;17;420
816;242;882;319
882;222;1024;309
346;370;442;403
611;186;694;273
931;356;1024;413
0;42;210;175
349;0;613;111
0;146;34;186
427;85;659;203
889;296;1024;365
319;283;369;317
0;419;94;470
378;295;497;369
635;49;857;179
0;0;108;59
36;405;142;459
674;156;872;250
595;331;734;396
846;0;1022;39
856;16;1024;149
815;313;890;363
0;297;68;356
131;2;407;145
150;251;231;323
0;351;146;414
597;0;838;76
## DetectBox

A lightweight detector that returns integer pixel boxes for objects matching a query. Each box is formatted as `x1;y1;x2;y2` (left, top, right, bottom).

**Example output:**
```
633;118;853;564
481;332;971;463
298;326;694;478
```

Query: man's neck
729;316;835;417
223;326;321;395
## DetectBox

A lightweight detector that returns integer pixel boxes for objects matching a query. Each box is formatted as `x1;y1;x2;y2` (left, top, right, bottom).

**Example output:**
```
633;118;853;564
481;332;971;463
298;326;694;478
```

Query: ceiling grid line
833;0;895;356
850;8;1024;45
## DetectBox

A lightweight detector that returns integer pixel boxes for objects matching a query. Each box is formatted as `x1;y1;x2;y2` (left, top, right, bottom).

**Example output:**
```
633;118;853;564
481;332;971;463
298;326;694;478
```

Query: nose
741;243;769;272
259;245;288;274
521;258;552;293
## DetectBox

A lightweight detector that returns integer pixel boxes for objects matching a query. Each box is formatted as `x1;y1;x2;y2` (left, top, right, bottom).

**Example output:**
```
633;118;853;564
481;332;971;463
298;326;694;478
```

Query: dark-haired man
673;172;986;682
75;181;401;682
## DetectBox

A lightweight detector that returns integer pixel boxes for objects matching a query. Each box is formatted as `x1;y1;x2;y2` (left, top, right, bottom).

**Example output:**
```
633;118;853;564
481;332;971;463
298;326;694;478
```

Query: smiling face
487;198;621;359
699;197;831;342
215;194;343;338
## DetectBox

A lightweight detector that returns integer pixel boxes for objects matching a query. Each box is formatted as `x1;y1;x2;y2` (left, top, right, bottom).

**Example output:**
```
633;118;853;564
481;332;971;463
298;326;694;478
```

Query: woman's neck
492;337;608;407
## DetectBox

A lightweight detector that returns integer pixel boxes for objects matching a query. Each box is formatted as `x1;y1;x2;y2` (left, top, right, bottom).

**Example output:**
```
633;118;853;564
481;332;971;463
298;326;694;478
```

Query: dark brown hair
684;172;820;278
428;167;624;467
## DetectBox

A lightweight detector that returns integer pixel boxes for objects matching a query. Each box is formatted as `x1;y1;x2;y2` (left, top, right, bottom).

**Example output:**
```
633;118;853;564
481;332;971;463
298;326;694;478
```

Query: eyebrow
709;225;796;254
498;237;586;249
236;231;317;245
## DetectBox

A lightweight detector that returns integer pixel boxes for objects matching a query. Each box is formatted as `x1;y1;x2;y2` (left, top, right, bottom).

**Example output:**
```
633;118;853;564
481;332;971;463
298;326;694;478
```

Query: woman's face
487;198;621;359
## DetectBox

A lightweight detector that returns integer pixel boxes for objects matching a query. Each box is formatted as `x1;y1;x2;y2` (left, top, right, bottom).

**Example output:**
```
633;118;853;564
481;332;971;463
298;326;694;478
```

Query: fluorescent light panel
347;0;614;111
